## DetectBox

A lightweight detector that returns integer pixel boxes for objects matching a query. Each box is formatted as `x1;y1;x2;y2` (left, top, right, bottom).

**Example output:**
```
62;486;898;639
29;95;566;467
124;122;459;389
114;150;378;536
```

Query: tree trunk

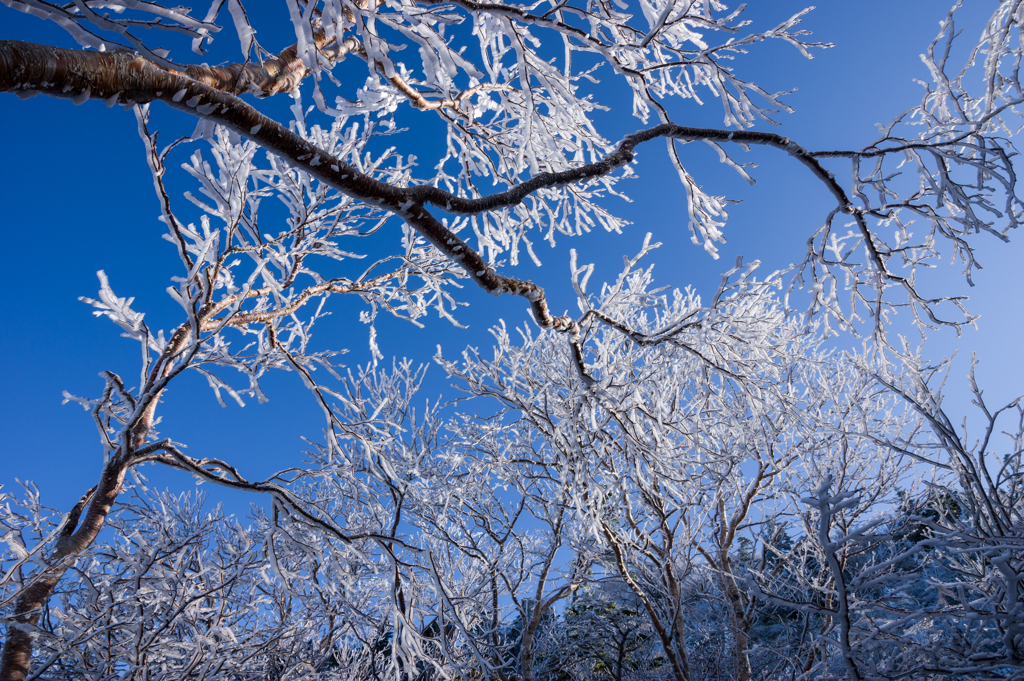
716;554;753;681
600;523;690;681
0;310;193;679
520;598;546;681
520;628;535;681
666;573;693;681
0;465;126;681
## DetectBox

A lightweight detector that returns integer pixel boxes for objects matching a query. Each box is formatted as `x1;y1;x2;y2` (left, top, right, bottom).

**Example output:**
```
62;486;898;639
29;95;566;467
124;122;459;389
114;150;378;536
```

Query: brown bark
0;271;202;680
0;46;351;622
0;468;124;681
0;37;875;679
0;39;597;345
0;39;879;341
170;33;362;97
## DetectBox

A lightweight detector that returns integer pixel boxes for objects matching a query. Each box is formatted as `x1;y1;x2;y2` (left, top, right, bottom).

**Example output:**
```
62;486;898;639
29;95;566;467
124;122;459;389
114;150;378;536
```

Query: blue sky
1;1;1021;514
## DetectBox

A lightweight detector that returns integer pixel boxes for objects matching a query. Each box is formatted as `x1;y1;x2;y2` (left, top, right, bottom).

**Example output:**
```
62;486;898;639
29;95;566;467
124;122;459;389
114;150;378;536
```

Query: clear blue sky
1;1;1021;514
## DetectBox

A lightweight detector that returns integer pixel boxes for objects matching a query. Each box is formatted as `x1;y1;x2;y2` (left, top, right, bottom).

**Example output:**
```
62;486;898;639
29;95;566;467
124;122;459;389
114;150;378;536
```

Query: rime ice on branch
1;1;1023;680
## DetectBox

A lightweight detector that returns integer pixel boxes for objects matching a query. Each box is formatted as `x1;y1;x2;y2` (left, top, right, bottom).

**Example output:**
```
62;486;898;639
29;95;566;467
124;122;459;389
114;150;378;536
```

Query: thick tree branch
0;41;570;333
0;40;908;344
168;33;363;97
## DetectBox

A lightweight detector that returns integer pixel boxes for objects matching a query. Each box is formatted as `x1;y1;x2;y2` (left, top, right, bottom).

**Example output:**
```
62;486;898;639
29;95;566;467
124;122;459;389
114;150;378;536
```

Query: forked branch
0;40;921;343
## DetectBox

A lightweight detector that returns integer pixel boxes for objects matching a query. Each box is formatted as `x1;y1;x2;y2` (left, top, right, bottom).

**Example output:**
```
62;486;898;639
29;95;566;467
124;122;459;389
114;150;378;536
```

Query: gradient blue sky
1;1;1021;515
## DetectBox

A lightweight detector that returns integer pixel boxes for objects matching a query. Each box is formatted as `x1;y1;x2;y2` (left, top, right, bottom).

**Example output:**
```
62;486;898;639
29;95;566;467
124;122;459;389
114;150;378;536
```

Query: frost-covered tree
2;0;1023;680
733;346;1024;680
436;253;857;681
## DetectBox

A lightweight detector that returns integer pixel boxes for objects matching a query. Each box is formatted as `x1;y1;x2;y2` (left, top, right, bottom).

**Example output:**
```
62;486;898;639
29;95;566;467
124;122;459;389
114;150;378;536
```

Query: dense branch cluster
4;263;1022;679
1;0;1023;680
